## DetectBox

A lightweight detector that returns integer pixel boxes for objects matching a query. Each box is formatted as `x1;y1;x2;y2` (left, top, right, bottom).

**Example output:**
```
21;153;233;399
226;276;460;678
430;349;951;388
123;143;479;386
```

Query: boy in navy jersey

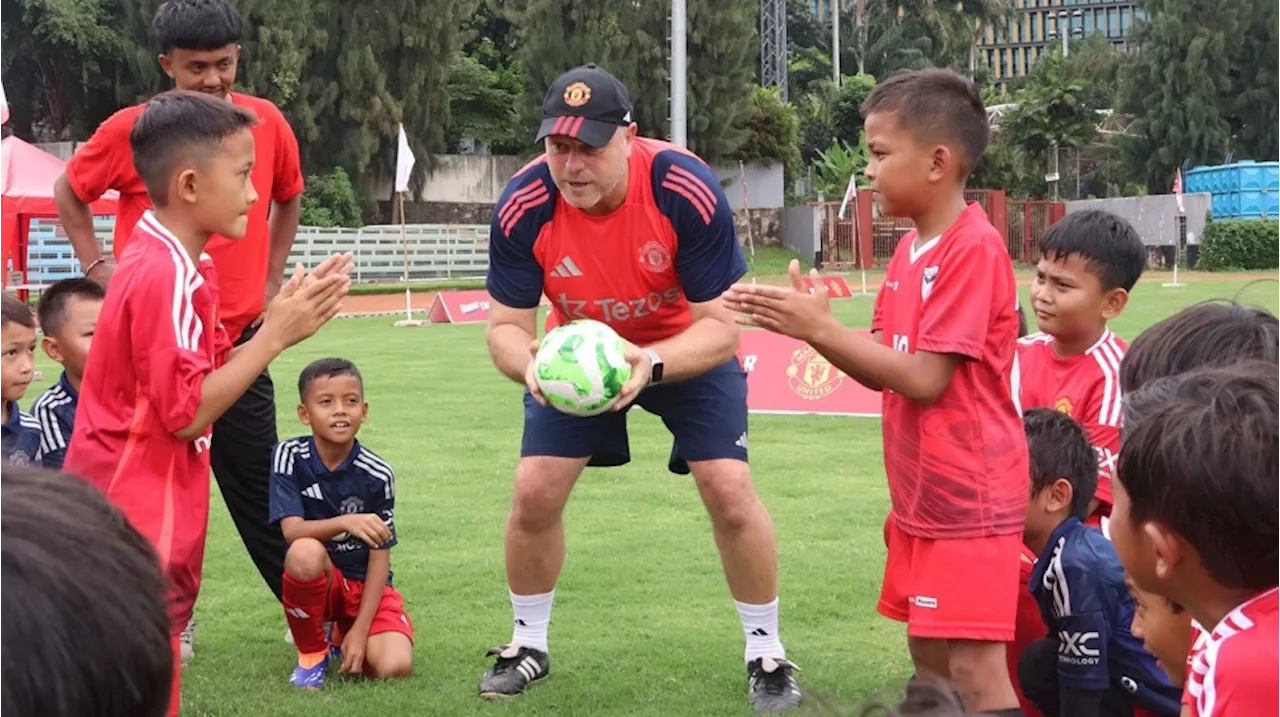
32;278;105;470
1;293;41;465
269;358;413;689
1018;408;1180;717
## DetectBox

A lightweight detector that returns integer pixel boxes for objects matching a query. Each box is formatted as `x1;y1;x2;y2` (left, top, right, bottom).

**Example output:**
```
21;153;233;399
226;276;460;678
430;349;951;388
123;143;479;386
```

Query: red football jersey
63;211;232;632
871;202;1029;539
1184;588;1279;716
1017;330;1126;510
64;92;304;341
486;137;748;346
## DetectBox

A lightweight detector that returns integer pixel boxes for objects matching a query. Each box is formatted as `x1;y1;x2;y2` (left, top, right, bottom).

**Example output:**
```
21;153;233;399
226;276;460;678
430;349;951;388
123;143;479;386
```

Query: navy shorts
521;358;749;474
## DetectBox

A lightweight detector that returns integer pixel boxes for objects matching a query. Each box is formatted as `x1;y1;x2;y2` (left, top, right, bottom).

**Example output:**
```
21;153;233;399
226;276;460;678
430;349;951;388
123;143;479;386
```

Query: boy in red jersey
726;68;1026;714
55;0;304;616
1009;209;1147;714
1111;362;1278;717
62;90;350;717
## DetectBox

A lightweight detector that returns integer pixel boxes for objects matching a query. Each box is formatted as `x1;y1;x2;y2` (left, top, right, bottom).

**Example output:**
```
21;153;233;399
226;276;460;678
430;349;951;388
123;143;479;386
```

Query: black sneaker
747;656;803;712
477;644;550;698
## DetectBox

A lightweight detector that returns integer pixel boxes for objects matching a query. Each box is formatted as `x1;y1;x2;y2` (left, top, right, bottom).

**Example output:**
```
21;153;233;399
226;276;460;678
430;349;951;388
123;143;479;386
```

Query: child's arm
340;548;391;674
725;261;959;400
278;514;391;547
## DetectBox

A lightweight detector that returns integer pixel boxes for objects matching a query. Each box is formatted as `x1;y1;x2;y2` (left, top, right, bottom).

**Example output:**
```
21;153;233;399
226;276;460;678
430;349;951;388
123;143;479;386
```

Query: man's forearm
487;323;536;384
54;175;104;269
266;196;302;295
647;317;739;383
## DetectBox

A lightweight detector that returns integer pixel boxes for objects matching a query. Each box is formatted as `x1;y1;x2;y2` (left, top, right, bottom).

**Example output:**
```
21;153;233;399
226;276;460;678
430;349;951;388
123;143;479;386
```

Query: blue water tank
1184;160;1280;219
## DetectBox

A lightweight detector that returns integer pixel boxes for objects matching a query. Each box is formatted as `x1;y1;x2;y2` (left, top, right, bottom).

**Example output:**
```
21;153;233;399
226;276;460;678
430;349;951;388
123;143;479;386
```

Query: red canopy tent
2;135;118;292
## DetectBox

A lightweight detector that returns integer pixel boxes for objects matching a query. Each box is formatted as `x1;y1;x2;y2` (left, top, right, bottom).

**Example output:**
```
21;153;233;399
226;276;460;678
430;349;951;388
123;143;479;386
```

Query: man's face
544;126;634;212
160;43;239;100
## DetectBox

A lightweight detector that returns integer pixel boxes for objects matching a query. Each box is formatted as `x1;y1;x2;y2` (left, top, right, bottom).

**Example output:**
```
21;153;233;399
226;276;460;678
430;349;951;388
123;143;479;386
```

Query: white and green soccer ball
534;319;633;417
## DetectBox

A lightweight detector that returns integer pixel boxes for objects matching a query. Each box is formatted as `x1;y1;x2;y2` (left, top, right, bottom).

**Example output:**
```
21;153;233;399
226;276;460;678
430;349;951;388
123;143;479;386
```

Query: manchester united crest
563;82;592;107
638;240;672;274
786;346;843;400
1054;397;1074;415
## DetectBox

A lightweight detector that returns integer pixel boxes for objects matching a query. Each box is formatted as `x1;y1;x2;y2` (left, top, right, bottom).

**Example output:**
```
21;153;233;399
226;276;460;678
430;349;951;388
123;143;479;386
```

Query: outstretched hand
723;259;837;343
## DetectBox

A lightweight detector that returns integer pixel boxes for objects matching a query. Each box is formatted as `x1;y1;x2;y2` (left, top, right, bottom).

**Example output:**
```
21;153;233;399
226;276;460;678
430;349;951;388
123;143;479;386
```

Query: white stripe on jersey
32;386;74;453
272;437;309;476
17;410;40;430
139;212;205;352
1186;588;1277;717
354;449;395;499
1086;330;1125;427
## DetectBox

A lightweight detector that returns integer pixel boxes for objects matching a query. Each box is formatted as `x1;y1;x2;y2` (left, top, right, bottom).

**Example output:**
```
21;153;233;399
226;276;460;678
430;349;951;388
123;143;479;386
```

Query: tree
1227;0;1279;160
1119;0;1241;190
442;51;524;153
831;73;876;146
735;85;800;168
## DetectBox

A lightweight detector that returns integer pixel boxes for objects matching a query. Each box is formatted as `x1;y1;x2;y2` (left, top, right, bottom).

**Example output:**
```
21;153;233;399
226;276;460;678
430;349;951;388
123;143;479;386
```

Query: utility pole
671;0;688;147
832;0;841;85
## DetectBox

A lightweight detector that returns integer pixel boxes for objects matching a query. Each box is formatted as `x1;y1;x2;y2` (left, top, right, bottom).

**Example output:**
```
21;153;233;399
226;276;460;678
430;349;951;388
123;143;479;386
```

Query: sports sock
736;598;786;662
283;572;329;658
510;590;555;653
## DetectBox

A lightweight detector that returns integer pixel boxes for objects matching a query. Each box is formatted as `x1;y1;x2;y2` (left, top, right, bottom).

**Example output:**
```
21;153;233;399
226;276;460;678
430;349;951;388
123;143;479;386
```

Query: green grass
103;277;1274;716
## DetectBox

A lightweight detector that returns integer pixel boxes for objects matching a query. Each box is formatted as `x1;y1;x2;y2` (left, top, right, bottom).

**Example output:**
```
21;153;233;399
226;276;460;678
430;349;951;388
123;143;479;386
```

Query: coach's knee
509;458;579;533
692;460;762;533
283;538;328;581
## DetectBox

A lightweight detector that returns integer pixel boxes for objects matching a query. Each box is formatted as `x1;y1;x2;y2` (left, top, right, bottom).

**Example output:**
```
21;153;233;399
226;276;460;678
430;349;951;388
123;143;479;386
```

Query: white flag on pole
1172;167;1185;215
837;169;859;219
1;79;9;125
394;123;415;194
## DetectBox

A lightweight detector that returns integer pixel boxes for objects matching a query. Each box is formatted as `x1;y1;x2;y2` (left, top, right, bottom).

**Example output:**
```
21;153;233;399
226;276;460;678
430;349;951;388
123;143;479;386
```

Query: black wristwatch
644;348;664;384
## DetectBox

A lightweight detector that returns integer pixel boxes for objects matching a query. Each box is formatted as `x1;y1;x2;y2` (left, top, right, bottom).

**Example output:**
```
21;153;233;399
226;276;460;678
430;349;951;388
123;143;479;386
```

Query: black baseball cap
535;63;634;149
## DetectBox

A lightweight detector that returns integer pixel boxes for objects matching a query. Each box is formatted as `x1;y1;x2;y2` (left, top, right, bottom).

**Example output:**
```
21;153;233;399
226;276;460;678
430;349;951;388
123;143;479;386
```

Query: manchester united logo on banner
785;346;844;400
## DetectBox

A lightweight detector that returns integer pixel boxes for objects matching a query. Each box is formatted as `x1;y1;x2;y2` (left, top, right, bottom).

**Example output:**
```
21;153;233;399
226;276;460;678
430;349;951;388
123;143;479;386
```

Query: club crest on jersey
639;240;673;274
785;346;844;400
341;496;365;515
7;450;30;466
563;82;591;107
921;266;940;301
1055;397;1074;415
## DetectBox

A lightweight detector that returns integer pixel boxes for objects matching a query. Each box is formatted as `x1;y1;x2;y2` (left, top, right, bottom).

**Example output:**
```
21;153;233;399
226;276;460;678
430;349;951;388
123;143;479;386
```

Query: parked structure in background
980;0;1142;91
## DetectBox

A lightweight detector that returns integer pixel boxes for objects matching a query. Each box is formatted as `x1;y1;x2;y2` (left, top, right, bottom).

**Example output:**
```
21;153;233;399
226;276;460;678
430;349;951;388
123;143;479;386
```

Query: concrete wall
781;205;822;266
1066;193;1212;247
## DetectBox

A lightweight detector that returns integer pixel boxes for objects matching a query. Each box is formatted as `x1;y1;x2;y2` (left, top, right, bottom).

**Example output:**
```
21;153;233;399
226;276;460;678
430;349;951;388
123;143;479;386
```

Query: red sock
168;634;182;717
283;572;329;655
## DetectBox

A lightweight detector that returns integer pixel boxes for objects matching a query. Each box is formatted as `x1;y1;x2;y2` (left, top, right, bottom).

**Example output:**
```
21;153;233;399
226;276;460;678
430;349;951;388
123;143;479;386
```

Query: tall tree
1119;0;1240;190
684;0;757;160
1227;0;1279;160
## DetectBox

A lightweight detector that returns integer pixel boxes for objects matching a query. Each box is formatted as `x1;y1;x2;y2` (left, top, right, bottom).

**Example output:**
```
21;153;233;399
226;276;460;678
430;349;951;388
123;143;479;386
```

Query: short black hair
1117;361;1278;591
1024;408;1097;519
1;292;34;330
860;68;989;177
35;278;106;337
1120;300;1279;393
130;89;257;207
1040;210;1147;292
298;357;364;401
1;464;172;717
152;0;243;54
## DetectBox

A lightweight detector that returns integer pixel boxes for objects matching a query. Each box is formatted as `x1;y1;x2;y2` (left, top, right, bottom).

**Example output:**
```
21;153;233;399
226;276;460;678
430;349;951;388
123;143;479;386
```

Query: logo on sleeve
921;266;940;301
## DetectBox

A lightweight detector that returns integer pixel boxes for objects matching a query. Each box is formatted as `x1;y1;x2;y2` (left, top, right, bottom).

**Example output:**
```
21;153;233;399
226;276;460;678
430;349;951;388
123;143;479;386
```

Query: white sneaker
179;619;198;662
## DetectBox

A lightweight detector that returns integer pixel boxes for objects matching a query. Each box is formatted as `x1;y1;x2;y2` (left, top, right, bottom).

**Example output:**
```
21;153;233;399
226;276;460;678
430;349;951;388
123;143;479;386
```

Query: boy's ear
1144;521;1183;581
1048;477;1075;513
158;53;175;80
928;144;952;182
296;403;310;426
41;335;62;363
175;167;199;205
1101;287;1130;321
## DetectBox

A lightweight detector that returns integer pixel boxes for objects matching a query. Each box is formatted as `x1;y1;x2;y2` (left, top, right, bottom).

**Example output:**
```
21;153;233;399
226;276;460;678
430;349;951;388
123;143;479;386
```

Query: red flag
1;80;8;125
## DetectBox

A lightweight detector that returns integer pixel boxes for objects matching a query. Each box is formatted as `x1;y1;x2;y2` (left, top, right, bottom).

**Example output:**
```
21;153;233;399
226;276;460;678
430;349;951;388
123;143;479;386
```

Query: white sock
736;598;786;662
510;590;555;653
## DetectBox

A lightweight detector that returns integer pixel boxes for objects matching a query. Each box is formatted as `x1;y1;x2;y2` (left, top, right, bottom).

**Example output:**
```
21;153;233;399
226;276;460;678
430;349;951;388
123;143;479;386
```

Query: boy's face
2;320;37;403
179;129;258;239
298;374;367;446
159;44;239;101
1109;476;1185;602
42;296;102;381
863;111;959;220
1030;252;1127;341
1127;575;1192;686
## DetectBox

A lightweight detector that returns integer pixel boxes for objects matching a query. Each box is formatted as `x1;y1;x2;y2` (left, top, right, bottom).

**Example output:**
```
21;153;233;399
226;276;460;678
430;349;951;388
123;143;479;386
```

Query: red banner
801;275;853;298
738;329;882;417
427;290;493;324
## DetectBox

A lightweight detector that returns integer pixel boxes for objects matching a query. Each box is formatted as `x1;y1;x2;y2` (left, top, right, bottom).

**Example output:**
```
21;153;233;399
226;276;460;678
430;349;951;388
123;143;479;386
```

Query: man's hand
339;624;369;674
524;339;548;406
85;257;117;286
340;513;392;548
611;342;653;411
724;260;839;343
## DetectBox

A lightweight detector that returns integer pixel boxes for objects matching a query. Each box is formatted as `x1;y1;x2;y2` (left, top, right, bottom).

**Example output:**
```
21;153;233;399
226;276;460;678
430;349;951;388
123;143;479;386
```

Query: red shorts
877;513;1021;641
1009;546;1047;717
325;571;415;645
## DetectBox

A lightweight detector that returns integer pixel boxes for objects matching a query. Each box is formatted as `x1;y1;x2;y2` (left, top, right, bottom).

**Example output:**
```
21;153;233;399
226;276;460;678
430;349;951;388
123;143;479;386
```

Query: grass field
122;276;1277;716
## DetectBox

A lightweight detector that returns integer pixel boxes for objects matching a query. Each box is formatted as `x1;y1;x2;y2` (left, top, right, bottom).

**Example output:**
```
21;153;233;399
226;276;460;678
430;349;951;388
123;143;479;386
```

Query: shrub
1197;219;1279;271
300;167;363;228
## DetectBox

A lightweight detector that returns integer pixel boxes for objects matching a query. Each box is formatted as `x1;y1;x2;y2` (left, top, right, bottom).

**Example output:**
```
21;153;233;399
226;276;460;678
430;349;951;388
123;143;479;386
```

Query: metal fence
23;217;492;287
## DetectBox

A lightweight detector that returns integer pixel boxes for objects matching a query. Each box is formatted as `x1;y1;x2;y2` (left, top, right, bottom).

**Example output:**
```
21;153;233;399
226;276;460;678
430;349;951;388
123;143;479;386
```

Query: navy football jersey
268;437;397;584
2;400;42;466
1031;517;1182;716
31;372;79;470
